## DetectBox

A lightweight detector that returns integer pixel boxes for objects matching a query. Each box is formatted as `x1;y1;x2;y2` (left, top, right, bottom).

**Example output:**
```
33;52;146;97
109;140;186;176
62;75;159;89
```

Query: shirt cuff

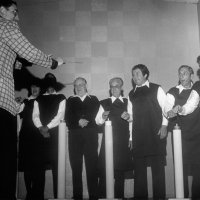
51;59;58;69
179;107;186;115
47;123;52;129
162;116;168;126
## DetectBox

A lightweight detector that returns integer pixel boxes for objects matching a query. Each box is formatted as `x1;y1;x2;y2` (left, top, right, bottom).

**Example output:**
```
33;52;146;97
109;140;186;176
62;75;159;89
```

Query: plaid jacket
0;17;54;116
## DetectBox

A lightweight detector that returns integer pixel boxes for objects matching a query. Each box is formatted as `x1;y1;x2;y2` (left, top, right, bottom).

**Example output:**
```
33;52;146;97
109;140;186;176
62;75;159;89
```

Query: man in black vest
32;73;66;200
129;64;168;200
96;77;133;198
165;65;200;199
66;77;100;199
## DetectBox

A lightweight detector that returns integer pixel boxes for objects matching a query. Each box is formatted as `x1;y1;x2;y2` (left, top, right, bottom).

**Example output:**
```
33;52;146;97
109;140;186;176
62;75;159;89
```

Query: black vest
66;95;100;130
167;87;191;132
99;98;132;170
169;82;200;164
37;94;66;126
129;83;166;157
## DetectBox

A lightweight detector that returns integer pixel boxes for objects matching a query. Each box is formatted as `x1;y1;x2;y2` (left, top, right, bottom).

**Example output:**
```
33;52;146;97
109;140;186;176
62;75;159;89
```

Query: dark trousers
36;154;58;199
183;164;200;199
27;161;57;200
68;129;98;199
0;108;17;200
98;169;125;198
24;169;45;200
51;159;58;198
183;164;190;198
48;132;58;199
26;134;58;200
134;156;166;200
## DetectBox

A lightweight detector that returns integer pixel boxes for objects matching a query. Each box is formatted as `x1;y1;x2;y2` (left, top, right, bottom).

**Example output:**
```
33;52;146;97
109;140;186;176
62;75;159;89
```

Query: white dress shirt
164;84;192;116
179;90;199;115
32;92;66;129
74;93;91;102
95;96;133;140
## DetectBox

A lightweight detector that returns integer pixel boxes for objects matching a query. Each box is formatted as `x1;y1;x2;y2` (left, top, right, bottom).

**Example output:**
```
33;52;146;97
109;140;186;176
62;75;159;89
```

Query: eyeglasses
110;85;122;89
74;84;86;87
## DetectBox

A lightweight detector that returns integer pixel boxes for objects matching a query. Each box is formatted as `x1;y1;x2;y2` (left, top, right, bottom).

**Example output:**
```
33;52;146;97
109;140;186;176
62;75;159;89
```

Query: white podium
105;120;114;199
169;124;190;200
57;120;66;199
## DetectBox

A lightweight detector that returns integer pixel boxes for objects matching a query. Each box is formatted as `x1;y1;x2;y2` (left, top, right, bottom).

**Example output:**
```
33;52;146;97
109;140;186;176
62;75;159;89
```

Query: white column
173;123;184;199
57;120;66;199
105;120;114;199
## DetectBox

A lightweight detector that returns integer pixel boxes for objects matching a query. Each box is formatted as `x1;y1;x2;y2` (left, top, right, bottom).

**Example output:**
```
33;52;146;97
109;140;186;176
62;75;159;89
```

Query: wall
198;1;200;46
16;0;200;199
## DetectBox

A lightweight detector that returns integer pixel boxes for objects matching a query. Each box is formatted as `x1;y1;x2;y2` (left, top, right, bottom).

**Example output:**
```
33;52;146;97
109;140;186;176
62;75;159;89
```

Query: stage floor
17;198;190;200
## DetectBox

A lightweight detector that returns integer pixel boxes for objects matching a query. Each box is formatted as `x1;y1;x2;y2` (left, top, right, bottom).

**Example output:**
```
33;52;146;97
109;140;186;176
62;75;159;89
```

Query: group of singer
1;0;200;200
17;64;200;200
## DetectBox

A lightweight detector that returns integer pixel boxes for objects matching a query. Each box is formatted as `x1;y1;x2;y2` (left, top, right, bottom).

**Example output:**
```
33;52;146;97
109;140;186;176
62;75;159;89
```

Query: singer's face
132;68;147;86
31;85;40;98
74;79;87;97
1;4;19;21
178;67;192;86
110;81;122;98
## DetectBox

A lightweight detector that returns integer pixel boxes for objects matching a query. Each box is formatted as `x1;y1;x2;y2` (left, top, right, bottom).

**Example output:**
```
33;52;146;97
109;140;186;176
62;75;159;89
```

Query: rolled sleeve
32;100;42;128
95;105;106;125
157;86;168;126
180;90;200;115
47;99;66;129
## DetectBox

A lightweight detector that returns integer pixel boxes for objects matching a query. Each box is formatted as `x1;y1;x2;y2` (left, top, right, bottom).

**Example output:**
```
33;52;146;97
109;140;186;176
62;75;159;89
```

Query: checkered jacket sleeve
0;18;57;116
2;20;53;68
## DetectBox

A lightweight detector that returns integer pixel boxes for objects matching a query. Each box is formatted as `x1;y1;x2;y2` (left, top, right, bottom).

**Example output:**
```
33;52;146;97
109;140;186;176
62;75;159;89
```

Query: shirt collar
134;80;149;92
75;93;90;101
110;96;124;103
28;95;37;100
44;91;57;95
176;83;193;94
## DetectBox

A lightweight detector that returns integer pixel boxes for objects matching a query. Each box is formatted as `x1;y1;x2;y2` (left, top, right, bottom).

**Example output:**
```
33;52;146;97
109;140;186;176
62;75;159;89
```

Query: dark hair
197;55;200;63
27;83;41;97
42;73;65;93
0;0;17;8
43;73;57;91
132;64;150;79
44;72;56;81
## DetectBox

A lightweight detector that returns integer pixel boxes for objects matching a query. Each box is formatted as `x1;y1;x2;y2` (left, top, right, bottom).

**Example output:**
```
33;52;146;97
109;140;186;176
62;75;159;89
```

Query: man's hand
51;57;65;69
56;57;65;66
121;111;130;121
167;110;177;118
15;96;24;104
157;125;168;139
39;126;50;138
172;105;182;114
78;119;89;128
102;111;110;120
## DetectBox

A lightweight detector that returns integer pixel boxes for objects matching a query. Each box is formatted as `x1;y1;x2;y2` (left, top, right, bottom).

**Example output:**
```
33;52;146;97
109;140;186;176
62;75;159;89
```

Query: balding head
109;77;123;98
109;77;123;88
74;77;87;97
